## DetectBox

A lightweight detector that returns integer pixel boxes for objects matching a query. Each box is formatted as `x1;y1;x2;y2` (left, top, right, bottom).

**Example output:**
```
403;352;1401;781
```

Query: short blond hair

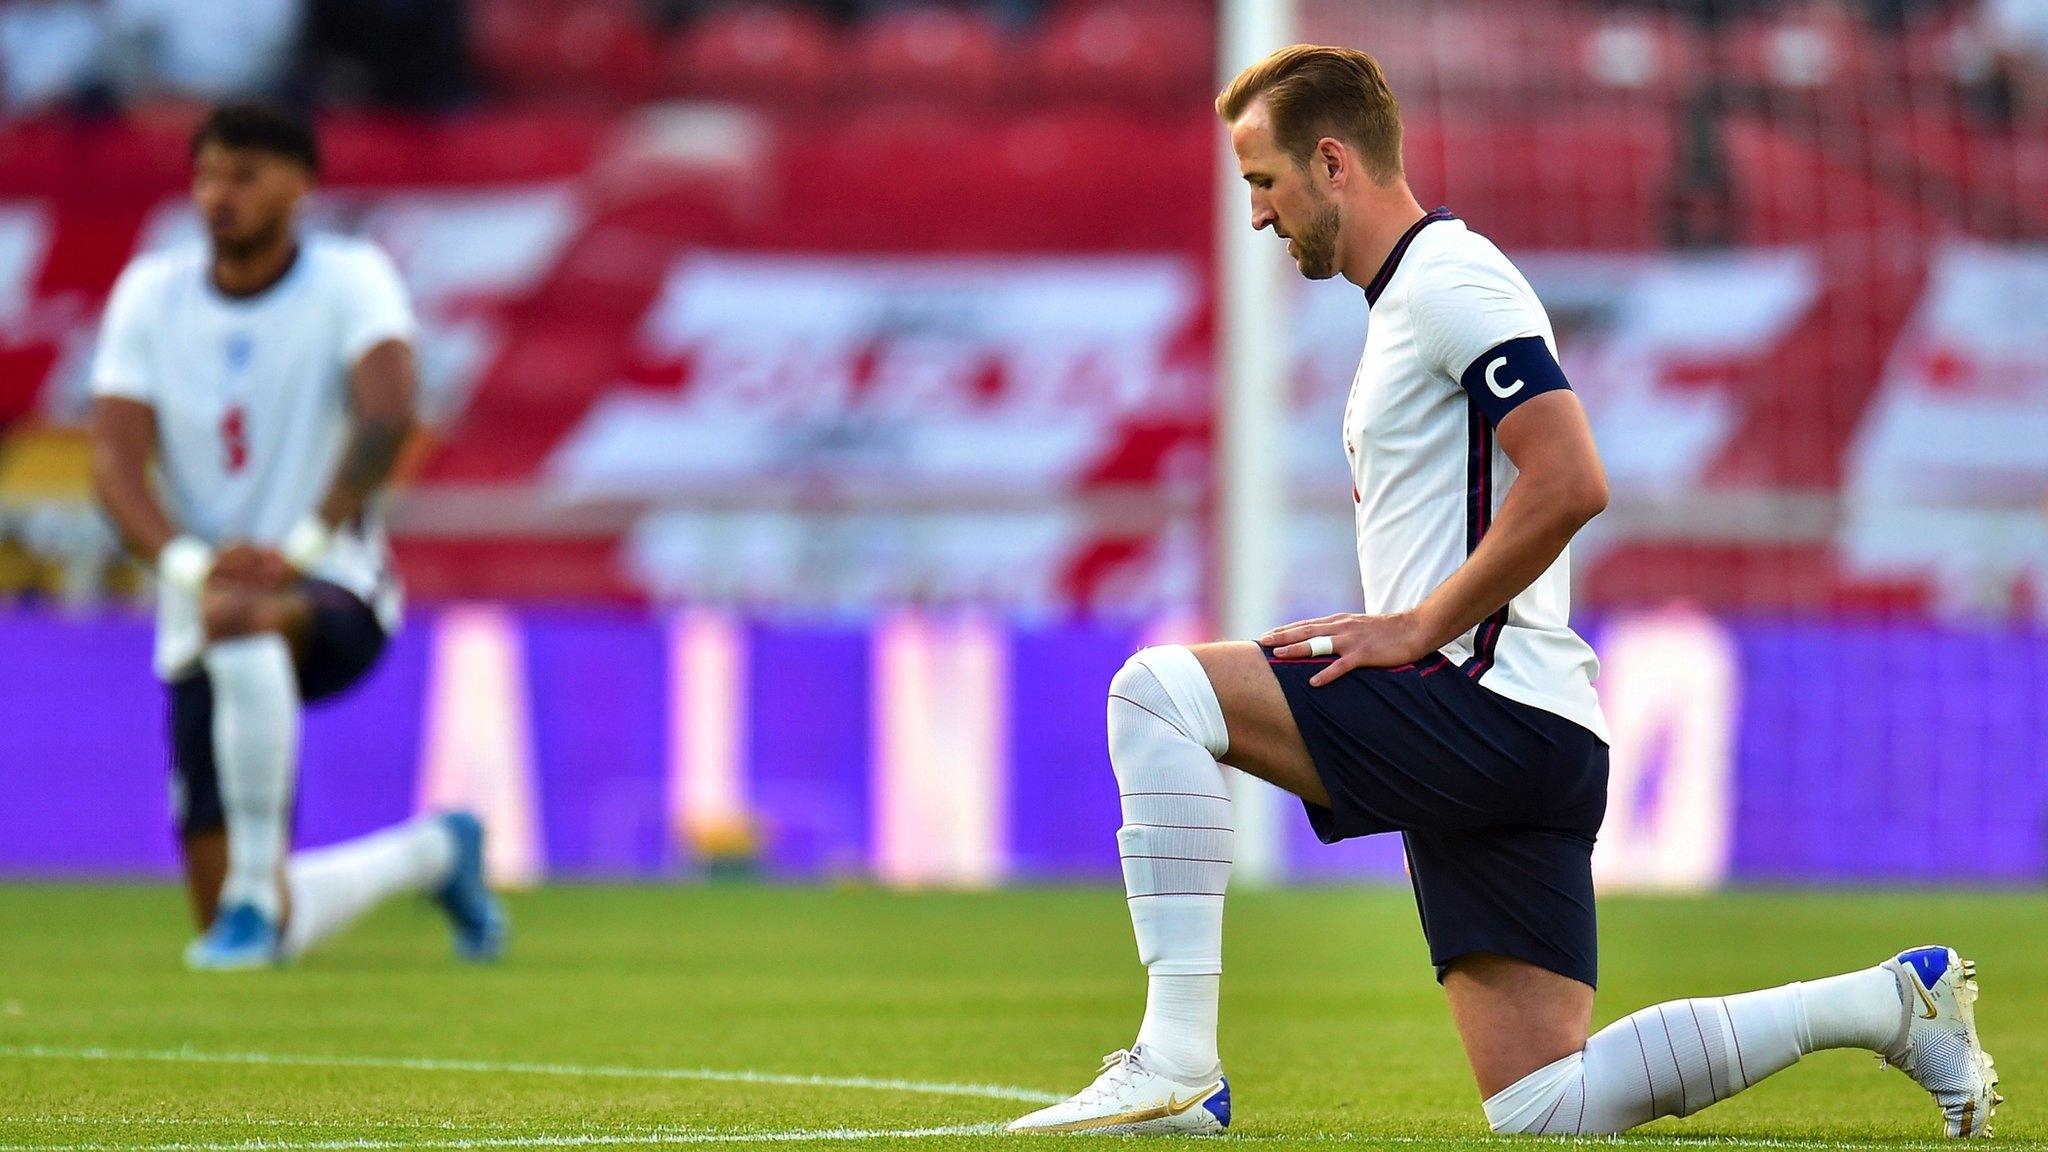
1216;44;1403;183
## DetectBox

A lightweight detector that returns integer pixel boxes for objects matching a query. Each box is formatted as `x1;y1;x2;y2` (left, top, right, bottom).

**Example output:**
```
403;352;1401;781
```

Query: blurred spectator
105;0;301;101
302;0;472;108
1982;0;2048;122
0;0;110;114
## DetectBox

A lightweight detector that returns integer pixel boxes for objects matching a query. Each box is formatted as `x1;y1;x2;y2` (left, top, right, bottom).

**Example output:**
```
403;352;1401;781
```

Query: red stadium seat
1571;11;1706;101
1895;7;1983;101
662;6;839;104
1423;2;1570;100
851;6;1008;105
1031;2;1211;107
1715;8;1880;106
473;0;658;106
471;0;563;80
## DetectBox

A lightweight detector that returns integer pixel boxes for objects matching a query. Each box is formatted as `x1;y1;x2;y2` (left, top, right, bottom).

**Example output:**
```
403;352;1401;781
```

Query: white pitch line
5;1049;2032;1152
0;1047;1058;1106
0;1124;489;1134
1212;1136;2044;1151
4;1121;638;1130
0;1123;1006;1152
6;1119;2041;1152
0;1123;832;1136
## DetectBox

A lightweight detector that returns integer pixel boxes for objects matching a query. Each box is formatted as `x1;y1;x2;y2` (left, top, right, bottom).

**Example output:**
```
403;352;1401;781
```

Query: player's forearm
310;338;419;536
89;398;177;562
314;411;412;529
92;459;178;562
1412;474;1604;650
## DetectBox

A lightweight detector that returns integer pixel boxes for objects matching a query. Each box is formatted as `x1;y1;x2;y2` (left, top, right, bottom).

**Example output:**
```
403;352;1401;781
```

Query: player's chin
1296;257;1340;281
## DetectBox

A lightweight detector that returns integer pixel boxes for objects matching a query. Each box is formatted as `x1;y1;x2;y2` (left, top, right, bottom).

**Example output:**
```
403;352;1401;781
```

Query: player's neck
1341;185;1429;293
212;236;301;300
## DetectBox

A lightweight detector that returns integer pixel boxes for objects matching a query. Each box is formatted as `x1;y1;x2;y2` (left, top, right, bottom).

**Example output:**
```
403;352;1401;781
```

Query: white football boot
1009;1047;1230;1135
1882;946;2001;1137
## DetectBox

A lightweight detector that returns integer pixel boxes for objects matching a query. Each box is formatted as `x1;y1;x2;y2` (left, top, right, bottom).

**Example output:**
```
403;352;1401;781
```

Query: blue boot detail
184;903;280;970
434;812;507;962
1203;1077;1232;1128
1897;945;1951;991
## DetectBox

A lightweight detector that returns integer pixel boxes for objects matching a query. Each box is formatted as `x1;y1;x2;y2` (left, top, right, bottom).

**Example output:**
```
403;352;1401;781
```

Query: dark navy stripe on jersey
1462;402;1510;681
1364;207;1457;306
1464;402;1490;556
1466;612;1509;681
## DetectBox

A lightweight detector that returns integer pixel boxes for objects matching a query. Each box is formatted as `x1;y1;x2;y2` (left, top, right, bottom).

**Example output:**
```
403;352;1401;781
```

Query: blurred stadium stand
1;0;2044;620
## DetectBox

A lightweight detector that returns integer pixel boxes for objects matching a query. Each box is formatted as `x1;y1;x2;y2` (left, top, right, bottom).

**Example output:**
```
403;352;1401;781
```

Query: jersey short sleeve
1407;255;1572;428
90;259;161;403
335;243;420;364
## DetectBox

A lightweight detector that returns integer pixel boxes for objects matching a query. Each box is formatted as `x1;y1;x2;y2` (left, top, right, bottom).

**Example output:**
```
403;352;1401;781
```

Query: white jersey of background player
90;103;504;970
1010;45;1998;1139
98;230;406;681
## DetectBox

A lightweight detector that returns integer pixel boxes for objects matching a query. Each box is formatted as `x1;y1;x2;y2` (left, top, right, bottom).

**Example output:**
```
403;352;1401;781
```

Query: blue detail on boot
184;902;279;969
1898;946;1951;990
1203;1077;1232;1128
434;812;507;962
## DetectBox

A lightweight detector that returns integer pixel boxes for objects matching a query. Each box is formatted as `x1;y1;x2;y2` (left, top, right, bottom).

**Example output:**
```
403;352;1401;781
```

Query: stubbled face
1230;102;1343;281
192;142;309;260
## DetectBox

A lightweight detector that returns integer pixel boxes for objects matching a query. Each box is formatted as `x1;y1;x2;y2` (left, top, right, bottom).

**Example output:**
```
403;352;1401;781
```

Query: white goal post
1214;0;1297;884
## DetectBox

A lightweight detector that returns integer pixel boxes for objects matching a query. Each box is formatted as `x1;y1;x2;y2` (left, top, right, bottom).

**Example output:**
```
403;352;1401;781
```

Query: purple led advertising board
1;607;2041;885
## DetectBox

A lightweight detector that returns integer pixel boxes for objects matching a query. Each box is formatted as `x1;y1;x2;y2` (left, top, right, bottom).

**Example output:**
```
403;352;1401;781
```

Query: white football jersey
1343;211;1608;741
91;234;416;680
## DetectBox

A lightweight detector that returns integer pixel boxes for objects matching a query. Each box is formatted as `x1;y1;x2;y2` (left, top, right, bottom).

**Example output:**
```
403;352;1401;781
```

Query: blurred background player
1009;45;2000;1138
87;103;505;970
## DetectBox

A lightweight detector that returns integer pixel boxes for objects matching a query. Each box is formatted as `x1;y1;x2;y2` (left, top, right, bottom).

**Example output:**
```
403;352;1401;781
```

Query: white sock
1484;967;1907;1134
1108;645;1232;1083
204;634;300;920
281;816;459;959
1137;973;1221;1078
1799;966;1909;1054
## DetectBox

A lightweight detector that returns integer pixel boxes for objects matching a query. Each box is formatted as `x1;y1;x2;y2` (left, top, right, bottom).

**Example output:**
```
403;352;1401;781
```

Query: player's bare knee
1186;641;1277;720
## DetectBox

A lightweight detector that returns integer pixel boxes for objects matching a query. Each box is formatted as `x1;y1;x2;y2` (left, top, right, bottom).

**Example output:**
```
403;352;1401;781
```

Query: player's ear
1316;137;1346;187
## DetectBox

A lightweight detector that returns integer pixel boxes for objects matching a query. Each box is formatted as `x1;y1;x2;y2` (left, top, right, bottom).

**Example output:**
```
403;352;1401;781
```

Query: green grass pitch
0;885;2040;1151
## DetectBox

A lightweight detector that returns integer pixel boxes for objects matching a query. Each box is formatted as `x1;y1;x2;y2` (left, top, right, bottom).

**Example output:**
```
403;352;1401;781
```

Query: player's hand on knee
201;582;259;640
1258;612;1349;651
1263;611;1434;686
211;543;295;591
210;544;263;587
1258;611;1373;657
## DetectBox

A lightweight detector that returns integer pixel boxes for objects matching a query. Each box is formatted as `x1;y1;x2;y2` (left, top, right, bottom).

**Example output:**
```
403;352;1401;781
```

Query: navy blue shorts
1264;649;1608;989
168;580;388;839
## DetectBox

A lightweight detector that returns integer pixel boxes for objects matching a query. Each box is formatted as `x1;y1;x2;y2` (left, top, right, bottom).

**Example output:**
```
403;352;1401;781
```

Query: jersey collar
209;240;304;304
1363;206;1456;306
